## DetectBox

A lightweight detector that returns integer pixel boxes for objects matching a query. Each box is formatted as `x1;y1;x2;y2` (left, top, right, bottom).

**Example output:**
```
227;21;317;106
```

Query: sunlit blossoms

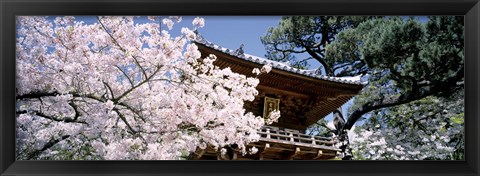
192;17;205;28
15;16;275;160
264;110;280;125
181;27;197;40
260;64;272;73
162;18;174;30
252;64;273;76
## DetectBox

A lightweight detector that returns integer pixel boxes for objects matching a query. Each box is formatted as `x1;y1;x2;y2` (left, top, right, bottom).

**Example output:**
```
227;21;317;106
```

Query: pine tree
262;16;464;160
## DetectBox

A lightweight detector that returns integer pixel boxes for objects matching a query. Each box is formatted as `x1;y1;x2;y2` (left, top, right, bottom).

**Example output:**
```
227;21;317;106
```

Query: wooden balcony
192;126;341;160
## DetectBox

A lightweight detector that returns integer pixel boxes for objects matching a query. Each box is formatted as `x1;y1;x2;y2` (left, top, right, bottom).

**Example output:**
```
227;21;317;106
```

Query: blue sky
193;16;281;58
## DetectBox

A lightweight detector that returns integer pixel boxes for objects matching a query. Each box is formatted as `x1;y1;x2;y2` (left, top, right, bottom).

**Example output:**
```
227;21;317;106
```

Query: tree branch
115;65;135;87
27;135;71;159
342;66;464;132
116;101;146;122
97;16;148;80
103;81;115;99
271;43;306;54
113;66;161;102
16;110;88;125
67;100;81;122
113;108;138;135
303;45;333;76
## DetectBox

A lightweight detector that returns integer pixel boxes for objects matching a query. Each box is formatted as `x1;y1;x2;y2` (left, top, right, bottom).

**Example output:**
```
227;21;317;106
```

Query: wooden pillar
289;147;300;160
289;132;294;142
313;150;323;160
266;128;271;139
259;143;270;160
232;152;237;160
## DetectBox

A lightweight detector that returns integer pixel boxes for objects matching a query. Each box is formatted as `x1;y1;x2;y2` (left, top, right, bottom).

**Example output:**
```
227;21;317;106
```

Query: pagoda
190;37;365;160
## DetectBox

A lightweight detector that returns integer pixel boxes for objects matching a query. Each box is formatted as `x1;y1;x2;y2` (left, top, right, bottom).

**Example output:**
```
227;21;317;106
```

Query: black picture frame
1;0;478;176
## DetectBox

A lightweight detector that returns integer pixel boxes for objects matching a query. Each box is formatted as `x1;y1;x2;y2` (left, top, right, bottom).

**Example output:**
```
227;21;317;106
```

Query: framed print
1;0;479;176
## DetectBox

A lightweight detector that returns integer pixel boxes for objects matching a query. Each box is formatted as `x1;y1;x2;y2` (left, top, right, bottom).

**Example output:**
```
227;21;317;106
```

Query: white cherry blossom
15;16;277;160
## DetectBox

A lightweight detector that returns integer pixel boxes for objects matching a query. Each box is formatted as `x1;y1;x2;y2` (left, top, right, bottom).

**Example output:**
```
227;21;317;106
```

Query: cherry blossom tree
15;16;279;160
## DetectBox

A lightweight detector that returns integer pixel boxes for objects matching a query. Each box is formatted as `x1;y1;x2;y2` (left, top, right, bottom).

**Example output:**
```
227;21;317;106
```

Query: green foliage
450;113;464;124
261;16;372;71
264;16;464;127
341;16;464;130
264;16;465;160
180;149;190;160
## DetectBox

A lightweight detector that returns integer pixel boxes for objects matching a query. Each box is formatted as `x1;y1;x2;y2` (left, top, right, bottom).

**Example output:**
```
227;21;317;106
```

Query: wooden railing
257;126;339;150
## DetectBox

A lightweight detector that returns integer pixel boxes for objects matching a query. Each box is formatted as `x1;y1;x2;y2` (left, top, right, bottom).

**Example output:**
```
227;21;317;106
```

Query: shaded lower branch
27;135;71;159
16;110;88;125
113;108;138;135
342;95;416;131
342;66;464;132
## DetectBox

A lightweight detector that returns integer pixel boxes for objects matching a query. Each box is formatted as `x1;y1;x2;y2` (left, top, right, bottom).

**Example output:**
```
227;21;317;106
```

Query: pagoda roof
193;37;367;86
193;37;366;130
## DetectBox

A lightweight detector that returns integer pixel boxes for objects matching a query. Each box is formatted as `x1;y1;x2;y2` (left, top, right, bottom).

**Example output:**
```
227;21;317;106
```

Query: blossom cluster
252;64;272;76
15;16;274;160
